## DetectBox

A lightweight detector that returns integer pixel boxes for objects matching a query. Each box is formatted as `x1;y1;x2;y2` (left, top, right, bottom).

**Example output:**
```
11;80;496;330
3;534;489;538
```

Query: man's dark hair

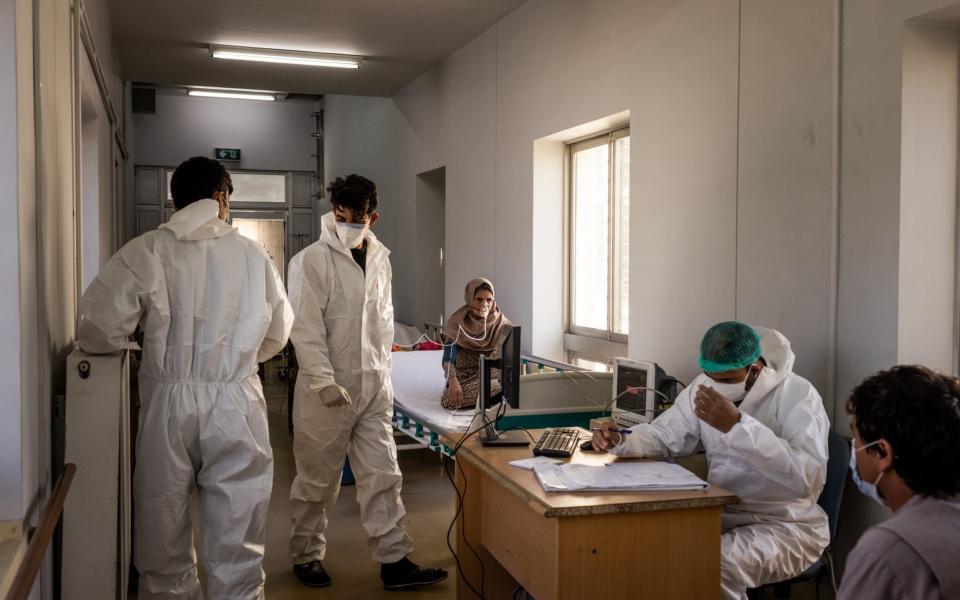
170;156;234;210
328;174;378;216
847;365;960;498
475;282;493;296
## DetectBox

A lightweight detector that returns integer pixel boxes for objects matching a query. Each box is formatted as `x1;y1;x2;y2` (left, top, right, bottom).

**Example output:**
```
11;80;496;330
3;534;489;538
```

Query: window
166;170;287;204
568;128;630;342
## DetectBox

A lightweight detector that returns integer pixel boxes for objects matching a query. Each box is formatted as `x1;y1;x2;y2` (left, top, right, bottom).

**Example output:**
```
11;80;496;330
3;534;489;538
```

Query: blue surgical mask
850;439;887;507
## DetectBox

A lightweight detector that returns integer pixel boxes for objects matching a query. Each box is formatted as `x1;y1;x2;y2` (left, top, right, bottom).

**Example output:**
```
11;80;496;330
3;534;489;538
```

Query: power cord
443;454;483;599
442;398;508;600
443;393;526;600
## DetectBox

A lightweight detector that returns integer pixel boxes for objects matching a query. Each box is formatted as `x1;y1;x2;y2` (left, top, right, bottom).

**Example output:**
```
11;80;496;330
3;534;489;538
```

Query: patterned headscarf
442;277;512;353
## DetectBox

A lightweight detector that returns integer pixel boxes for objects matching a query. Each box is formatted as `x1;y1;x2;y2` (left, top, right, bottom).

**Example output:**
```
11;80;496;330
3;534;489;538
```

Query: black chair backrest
819;429;850;541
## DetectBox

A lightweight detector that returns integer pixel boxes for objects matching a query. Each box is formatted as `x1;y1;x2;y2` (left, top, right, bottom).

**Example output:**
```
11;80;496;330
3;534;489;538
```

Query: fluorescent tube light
188;89;276;101
209;45;362;69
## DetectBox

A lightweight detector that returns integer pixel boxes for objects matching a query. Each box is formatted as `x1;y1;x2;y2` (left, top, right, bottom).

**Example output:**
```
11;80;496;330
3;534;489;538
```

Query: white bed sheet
390;350;475;434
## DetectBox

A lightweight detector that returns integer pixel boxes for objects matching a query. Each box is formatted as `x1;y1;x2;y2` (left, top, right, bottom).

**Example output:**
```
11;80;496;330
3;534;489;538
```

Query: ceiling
107;0;527;97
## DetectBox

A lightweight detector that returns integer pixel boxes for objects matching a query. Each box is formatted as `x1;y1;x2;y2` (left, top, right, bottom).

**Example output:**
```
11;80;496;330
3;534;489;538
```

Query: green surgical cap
698;321;762;372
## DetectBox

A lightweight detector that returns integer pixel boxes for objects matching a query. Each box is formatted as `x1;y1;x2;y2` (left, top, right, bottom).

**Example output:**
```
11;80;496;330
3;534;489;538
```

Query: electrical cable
427;313;492;383
391;332;436;350
441;394;512;600
443;455;484;599
444;394;516;599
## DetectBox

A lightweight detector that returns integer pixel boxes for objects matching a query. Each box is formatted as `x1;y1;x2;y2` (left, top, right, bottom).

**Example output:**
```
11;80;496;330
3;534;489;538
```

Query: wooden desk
447;430;738;600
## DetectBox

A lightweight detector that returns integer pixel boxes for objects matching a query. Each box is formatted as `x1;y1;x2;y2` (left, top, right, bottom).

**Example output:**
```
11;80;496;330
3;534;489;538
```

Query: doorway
232;213;287;280
415;167;446;329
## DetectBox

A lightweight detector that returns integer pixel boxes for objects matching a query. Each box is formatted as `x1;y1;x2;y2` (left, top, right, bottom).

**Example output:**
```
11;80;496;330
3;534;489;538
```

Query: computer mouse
579;440;595;452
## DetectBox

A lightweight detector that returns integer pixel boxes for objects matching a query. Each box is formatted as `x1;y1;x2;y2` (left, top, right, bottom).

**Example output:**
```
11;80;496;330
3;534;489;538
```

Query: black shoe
293;560;332;587
380;557;448;590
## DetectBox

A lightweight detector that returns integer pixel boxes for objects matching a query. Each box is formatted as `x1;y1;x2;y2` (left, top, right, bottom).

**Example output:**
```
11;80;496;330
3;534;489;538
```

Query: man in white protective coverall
78;156;294;599
287;174;448;590
592;321;830;600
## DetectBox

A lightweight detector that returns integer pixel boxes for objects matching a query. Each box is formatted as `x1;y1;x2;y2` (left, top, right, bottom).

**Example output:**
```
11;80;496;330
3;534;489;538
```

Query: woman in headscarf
440;277;512;410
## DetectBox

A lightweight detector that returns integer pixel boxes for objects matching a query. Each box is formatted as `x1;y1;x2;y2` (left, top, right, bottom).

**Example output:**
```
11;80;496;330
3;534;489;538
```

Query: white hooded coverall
610;328;830;600
78;199;294;600
287;211;414;565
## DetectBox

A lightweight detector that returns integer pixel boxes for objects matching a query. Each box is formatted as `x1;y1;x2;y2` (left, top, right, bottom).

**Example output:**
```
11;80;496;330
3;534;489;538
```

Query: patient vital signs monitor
611;358;679;428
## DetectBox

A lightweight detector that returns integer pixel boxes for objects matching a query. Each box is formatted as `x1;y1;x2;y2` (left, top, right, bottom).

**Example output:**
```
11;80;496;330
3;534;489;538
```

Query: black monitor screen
616;366;648;413
500;326;520;409
480;325;521;410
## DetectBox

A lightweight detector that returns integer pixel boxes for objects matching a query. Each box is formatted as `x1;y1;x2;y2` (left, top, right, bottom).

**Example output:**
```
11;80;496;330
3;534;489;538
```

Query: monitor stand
480;426;530;447
478;354;530;447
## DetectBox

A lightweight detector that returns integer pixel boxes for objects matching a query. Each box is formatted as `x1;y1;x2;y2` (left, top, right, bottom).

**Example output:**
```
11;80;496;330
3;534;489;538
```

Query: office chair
748;429;849;600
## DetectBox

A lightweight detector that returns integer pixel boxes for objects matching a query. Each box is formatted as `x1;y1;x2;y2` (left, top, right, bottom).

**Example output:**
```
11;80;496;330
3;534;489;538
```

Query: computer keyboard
532;428;581;458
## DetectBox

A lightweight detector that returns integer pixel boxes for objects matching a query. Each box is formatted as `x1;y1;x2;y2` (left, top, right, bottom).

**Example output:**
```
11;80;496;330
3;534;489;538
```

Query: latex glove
319;384;352;408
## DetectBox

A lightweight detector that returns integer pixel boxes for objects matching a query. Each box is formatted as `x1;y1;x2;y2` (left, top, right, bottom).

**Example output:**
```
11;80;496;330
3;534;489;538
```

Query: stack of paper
533;461;709;493
509;456;564;471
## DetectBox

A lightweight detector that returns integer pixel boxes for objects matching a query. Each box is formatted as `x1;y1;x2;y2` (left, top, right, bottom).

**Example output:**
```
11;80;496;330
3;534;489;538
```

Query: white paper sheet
509;456;564;471
534;461;708;493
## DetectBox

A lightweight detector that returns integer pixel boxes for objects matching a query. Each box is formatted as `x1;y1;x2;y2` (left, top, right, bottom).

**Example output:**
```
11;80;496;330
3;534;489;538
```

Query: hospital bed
390;349;611;456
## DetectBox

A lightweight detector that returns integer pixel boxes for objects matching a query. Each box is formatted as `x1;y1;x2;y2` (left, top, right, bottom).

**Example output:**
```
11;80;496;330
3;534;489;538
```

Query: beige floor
262;382;458;600
140;378;836;600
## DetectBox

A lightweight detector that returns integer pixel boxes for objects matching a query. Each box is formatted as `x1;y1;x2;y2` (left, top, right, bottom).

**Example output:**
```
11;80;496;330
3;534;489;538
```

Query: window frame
164;167;291;210
955;187;960;377
567;127;630;345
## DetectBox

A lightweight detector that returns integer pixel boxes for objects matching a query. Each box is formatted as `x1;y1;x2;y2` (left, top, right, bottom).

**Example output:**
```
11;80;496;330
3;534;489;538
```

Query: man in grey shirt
840;365;960;599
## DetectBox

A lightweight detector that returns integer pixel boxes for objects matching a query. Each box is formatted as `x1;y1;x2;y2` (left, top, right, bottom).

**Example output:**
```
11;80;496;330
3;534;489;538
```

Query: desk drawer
481;477;559;599
558;507;721;599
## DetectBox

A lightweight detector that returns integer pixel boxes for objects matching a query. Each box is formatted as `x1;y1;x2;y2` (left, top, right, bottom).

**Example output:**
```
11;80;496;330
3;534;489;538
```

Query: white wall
737;0;839;402
322;94;404;313
897;21;958;373
395;27;499;331
832;0;960;568
414;168;446;329
0;0;23;520
531;138;566;360
80;51;115;291
836;0;957;426
133;92;318;172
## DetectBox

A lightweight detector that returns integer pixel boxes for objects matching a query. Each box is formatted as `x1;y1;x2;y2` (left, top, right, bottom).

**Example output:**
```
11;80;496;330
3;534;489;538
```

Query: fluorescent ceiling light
188;89;276;101
210;45;362;69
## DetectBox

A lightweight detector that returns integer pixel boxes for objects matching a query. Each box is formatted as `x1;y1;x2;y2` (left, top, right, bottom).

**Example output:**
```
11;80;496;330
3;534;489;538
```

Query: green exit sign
215;148;241;161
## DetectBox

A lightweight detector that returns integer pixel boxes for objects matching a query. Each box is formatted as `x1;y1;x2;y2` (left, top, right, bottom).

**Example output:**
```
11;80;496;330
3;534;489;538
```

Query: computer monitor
478;326;528;446
611;357;666;428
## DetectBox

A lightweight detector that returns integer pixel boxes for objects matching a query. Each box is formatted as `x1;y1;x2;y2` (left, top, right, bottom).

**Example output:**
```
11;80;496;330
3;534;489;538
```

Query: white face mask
336;222;368;249
850;439;887;507
707;379;748;403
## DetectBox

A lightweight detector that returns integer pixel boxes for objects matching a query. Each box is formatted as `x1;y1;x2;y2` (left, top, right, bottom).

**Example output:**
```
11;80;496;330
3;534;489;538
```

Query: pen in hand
590;427;633;435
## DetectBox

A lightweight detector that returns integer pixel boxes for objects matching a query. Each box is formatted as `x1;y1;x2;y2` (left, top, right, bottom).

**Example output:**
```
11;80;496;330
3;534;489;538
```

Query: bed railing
520;353;581;374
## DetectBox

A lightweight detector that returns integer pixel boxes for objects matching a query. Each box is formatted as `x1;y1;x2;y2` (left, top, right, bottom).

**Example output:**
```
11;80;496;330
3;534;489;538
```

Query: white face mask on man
707;380;748;404
336;222;368;249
